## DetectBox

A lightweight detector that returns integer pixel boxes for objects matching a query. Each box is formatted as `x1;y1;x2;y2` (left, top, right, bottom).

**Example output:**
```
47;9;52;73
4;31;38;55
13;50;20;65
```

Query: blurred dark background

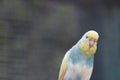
0;0;120;80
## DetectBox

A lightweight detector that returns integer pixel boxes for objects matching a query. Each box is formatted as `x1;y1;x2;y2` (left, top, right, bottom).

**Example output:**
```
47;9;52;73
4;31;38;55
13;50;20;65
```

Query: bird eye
86;36;88;39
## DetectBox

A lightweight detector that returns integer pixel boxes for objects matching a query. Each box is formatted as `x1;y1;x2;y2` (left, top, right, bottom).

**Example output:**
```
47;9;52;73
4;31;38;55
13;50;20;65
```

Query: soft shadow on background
0;0;120;80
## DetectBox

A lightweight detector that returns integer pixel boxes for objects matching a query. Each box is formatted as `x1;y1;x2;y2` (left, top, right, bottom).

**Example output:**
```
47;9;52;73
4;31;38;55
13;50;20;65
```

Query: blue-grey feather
67;43;94;67
64;43;94;80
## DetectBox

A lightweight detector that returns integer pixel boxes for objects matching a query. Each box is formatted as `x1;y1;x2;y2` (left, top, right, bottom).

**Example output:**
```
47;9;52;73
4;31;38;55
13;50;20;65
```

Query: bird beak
89;38;96;48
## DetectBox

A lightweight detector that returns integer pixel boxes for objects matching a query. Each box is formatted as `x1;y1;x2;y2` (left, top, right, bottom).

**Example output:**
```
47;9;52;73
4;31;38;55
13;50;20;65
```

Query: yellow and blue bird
58;30;99;80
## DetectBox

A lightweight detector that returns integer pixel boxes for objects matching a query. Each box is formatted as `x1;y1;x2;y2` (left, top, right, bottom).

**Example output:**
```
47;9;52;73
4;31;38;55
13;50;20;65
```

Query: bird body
62;45;94;80
58;30;99;80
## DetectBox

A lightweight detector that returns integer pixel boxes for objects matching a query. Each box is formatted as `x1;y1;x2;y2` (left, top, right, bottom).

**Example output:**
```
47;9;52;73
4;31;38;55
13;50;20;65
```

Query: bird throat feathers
79;42;97;56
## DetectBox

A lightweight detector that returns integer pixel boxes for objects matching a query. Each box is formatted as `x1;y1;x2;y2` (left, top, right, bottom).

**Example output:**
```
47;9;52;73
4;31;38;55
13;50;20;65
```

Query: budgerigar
58;30;99;80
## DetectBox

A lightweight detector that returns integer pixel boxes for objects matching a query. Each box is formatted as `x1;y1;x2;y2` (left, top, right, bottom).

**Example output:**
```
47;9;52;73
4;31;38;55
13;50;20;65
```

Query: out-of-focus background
0;0;120;80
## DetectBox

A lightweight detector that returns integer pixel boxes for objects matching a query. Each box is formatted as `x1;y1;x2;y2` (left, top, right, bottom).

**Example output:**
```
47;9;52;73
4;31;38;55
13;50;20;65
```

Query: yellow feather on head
85;30;99;41
79;30;99;55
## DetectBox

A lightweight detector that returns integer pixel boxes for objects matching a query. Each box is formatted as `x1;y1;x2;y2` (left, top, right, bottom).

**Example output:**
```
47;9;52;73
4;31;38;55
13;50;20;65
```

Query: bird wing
58;51;69;80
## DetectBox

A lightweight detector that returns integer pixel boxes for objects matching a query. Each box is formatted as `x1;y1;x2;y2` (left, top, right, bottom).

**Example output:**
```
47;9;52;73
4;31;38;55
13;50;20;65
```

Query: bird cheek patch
79;42;89;52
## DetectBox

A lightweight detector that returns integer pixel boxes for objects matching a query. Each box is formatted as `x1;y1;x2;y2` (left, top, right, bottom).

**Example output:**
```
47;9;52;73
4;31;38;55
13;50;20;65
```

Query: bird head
79;30;99;55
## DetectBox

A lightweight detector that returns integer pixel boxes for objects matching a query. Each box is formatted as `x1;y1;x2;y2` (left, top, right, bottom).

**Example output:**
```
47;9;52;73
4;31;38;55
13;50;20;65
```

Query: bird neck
77;41;96;57
69;45;94;65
